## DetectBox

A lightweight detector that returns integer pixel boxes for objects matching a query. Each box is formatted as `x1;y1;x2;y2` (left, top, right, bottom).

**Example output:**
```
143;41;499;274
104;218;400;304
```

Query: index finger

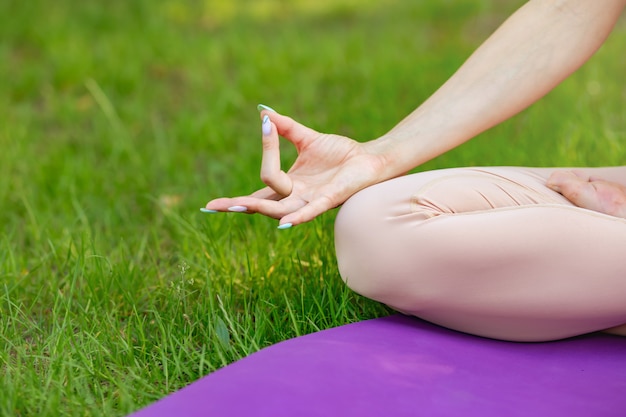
267;112;319;147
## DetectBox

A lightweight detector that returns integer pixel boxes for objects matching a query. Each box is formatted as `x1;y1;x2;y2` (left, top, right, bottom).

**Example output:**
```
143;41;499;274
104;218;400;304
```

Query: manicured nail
277;223;293;230
262;115;271;136
200;208;218;213
257;104;276;113
228;206;248;212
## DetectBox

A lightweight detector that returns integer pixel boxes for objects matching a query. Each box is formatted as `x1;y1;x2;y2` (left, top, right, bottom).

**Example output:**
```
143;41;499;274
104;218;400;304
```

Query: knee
334;187;433;309
334;187;388;298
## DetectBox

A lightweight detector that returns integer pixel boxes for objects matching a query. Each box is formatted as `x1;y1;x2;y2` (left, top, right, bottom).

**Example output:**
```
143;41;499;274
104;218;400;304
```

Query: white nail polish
228;206;248;212
257;104;276;113
262;115;271;136
200;208;218;213
277;223;293;230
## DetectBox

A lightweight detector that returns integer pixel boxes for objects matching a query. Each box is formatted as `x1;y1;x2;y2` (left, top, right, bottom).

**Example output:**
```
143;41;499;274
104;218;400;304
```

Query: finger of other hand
547;171;600;209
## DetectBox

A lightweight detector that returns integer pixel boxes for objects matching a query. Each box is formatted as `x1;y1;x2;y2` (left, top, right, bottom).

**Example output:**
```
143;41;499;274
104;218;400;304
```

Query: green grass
0;0;625;415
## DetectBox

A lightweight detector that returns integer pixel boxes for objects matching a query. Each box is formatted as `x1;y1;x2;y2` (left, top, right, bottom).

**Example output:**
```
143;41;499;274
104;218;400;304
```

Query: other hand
547;170;626;219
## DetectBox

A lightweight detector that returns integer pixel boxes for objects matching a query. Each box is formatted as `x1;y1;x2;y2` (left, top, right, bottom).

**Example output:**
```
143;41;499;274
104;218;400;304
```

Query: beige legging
334;166;626;341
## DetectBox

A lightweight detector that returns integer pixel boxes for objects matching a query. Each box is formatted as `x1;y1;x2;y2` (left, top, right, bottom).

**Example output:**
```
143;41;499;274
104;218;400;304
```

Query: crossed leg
334;166;626;341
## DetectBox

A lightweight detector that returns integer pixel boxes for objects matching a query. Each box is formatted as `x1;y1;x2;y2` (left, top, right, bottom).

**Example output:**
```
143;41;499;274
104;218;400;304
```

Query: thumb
279;195;338;228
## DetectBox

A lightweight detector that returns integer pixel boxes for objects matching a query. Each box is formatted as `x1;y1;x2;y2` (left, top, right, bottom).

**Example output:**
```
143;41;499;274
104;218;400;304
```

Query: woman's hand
547;170;626;219
203;107;389;228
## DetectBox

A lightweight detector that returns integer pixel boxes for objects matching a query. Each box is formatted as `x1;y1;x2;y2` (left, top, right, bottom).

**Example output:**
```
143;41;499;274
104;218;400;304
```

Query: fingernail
257;104;276;113
262;115;271;136
228;206;248;212
200;208;218;213
277;223;293;230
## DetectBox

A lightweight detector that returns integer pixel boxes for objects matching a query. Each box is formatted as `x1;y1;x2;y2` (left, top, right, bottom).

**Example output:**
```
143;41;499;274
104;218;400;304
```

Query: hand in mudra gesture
203;106;387;228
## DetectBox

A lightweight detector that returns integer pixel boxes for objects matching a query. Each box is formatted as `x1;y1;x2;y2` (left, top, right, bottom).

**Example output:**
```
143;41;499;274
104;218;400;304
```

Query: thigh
335;166;626;341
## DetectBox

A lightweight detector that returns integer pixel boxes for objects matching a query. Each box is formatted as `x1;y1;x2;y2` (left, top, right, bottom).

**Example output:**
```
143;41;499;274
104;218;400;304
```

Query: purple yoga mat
129;315;626;417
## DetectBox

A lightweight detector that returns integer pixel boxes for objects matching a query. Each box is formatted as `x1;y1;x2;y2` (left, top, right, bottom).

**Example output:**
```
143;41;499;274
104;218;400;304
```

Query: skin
206;0;626;227
547;171;626;220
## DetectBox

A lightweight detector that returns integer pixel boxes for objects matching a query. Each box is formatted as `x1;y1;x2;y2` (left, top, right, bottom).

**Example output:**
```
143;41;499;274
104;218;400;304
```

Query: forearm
370;0;625;177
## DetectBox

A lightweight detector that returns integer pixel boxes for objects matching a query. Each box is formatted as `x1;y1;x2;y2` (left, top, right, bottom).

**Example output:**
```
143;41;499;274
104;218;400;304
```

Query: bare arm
206;0;625;227
370;0;626;177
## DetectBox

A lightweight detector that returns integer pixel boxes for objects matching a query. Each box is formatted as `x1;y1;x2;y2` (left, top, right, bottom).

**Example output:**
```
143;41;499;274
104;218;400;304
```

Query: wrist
363;134;412;181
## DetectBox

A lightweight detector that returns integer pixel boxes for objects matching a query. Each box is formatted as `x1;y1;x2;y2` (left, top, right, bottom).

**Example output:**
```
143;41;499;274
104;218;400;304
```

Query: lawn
1;0;624;415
